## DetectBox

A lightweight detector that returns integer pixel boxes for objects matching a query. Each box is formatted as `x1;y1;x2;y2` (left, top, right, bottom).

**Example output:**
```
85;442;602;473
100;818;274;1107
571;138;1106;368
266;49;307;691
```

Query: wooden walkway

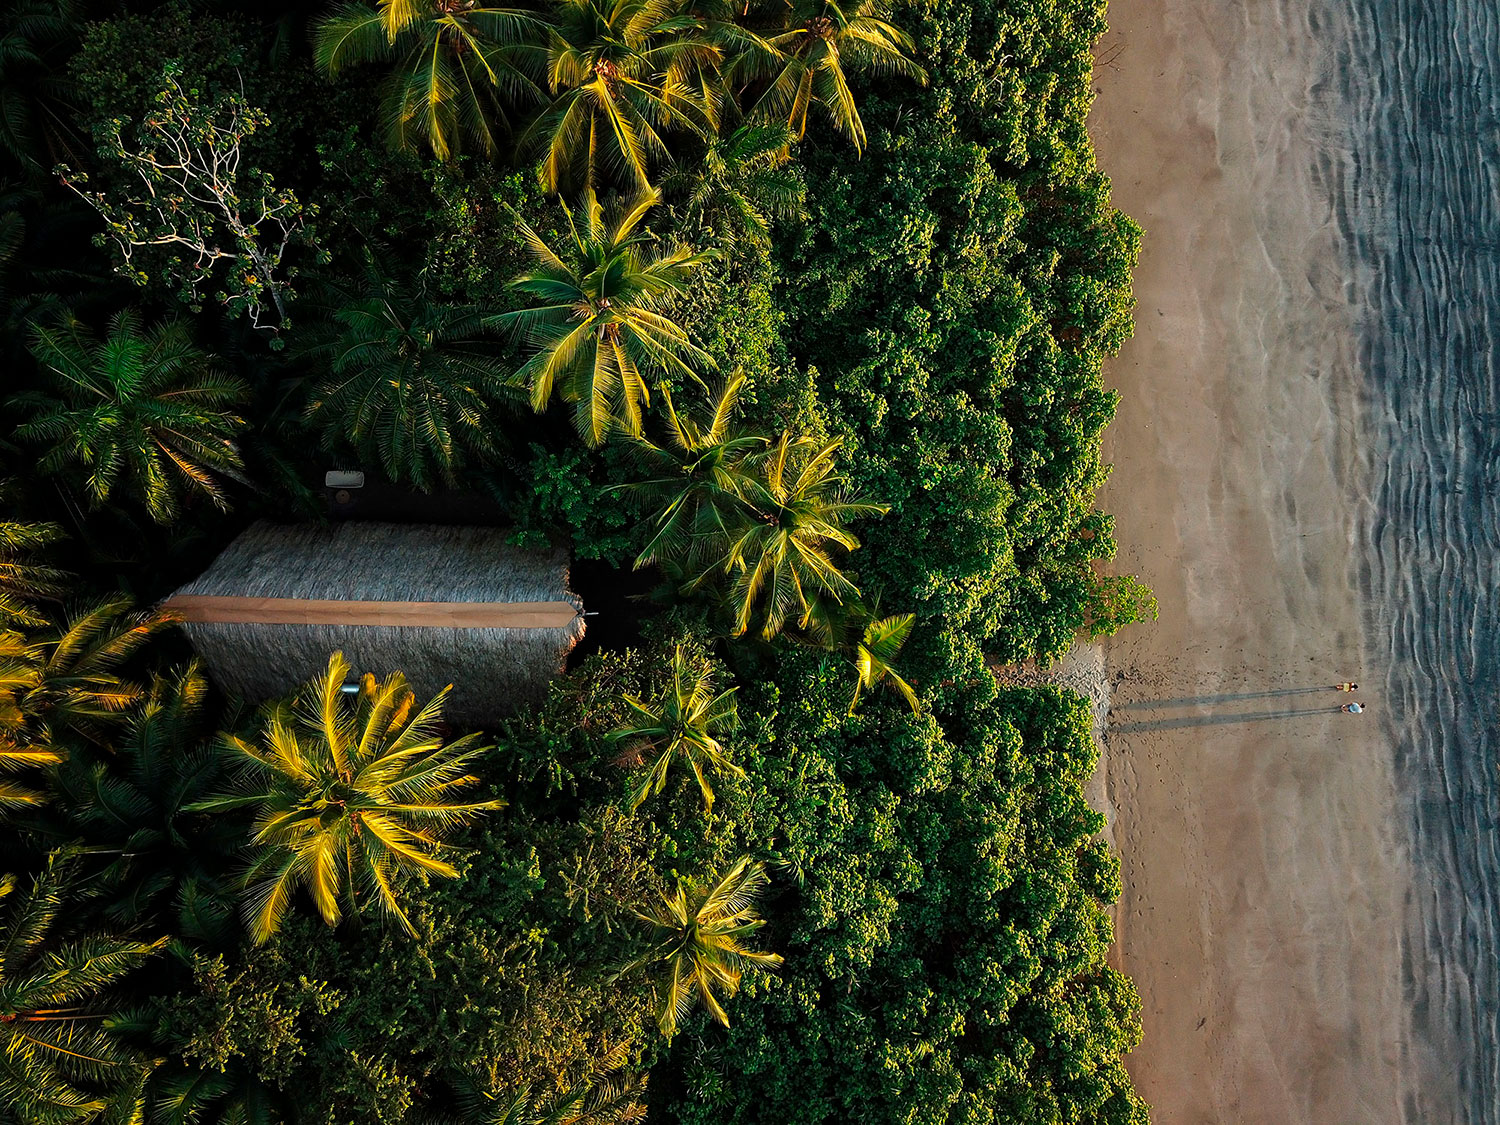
164;595;581;630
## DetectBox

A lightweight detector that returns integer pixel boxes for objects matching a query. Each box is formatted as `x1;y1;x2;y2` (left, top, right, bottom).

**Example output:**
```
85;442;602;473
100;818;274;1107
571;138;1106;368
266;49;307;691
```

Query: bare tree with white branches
59;65;315;333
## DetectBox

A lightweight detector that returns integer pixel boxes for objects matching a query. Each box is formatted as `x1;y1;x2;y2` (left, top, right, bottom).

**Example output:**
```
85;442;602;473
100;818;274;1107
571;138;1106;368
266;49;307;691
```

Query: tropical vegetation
189;651;504;943
0;0;1156;1120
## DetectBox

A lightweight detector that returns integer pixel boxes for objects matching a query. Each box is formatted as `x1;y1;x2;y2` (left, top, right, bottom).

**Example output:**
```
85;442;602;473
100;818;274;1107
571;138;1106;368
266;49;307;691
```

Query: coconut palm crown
691;430;887;640
623;854;782;1038
623;368;768;573
500;189;717;446
0;599;170;810
314;0;547;161
299;263;518;490
0;851;164;1124
525;0;723;194
733;0;926;152
0;498;67;628
188;651;505;944
848;609;918;714
10;310;249;525
55;660;238;940
608;645;741;813
660;122;804;255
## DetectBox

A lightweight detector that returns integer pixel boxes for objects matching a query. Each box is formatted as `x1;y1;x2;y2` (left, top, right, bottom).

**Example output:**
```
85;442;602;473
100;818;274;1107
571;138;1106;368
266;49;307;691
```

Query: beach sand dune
1087;1;1435;1120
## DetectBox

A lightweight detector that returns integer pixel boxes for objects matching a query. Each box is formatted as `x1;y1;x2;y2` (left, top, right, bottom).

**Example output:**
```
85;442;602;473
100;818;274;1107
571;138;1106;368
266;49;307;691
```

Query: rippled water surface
1329;1;1500;1118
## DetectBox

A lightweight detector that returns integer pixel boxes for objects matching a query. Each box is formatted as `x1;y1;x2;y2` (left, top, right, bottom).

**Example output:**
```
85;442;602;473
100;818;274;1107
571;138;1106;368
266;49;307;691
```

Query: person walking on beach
1335;682;1359;692
1341;702;1364;714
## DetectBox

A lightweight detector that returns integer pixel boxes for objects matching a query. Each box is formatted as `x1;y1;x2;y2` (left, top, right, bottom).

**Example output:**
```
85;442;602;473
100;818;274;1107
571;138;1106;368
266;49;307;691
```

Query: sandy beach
1086;2;1433;1120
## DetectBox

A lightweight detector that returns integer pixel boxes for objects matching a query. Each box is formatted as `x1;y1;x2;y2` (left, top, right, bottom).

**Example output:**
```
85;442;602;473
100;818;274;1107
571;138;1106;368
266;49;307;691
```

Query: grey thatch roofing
170;521;584;724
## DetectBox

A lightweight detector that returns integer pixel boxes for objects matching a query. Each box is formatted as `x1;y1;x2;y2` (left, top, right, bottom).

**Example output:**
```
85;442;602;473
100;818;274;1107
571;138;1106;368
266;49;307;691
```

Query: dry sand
1085;2;1424;1121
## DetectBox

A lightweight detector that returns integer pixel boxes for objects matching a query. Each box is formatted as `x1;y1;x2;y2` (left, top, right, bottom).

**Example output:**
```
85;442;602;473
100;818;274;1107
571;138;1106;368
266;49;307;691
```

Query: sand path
1086;2;1422;1121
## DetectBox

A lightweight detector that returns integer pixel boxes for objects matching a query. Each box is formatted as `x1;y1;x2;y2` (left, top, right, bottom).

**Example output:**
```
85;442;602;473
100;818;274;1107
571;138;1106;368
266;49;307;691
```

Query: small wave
1329;0;1500;1118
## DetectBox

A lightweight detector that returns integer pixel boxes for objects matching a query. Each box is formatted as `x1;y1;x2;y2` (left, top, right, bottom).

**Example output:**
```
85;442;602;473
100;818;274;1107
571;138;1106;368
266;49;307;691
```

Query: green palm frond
621;370;768;574
54;660;238;935
662;122;805;253
681;430;886;640
623;854;781;1038
850;610;918;714
608;645;740;813
0;599;172;808
10;312;248;526
458;1038;646;1124
522;0;719;194
499;191;717;446
0;489;67;629
733;0;924;152
298;260;520;490
0;851;161;1124
315;0;546;160
189;652;505;944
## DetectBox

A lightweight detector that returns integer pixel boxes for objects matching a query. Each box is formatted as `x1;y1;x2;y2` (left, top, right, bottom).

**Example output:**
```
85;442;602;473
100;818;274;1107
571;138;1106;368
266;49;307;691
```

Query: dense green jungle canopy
0;0;1154;1120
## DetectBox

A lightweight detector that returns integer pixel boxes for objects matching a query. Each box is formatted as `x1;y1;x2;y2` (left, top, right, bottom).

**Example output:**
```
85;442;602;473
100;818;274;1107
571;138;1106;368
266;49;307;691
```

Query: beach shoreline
1085;1;1424;1120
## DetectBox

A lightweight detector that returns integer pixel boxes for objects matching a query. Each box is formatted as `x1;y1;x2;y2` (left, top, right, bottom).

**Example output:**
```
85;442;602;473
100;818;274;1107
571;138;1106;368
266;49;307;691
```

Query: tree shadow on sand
1109;705;1354;733
1114;686;1343;711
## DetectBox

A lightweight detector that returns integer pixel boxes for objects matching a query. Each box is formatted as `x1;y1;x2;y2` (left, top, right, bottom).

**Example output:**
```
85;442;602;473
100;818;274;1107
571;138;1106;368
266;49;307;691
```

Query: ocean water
1326;1;1500;1118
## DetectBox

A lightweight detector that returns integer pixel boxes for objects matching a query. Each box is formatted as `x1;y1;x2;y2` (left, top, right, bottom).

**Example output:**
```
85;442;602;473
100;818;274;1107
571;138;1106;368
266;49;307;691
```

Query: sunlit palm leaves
10;310;249;525
661;122;804;253
189;651;505;944
526;0;719;194
623;369;767;572
0;495;67;628
0;851;163;1124
849;610;917;714
299;264;518;490
462;1039;646;1124
608;645;740;813
501;190;716;445
692;430;887;640
733;0;925;152
314;0;547;161
623;855;781;1038
0;599;169;810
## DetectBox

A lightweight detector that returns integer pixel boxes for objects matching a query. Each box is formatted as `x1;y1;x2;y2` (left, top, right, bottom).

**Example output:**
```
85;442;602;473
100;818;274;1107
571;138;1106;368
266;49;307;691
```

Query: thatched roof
168;521;584;724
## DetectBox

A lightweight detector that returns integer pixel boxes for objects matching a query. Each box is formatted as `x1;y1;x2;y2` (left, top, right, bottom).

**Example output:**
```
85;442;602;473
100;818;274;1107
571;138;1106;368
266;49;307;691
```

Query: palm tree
458;1040;645;1124
299;263;518;490
0;599;170;810
147;1065;284;1125
623;369;767;573
661;123;804;254
0;0;84;174
0;851;164;1123
691;431;886;640
0;491;67;627
524;0;720;195
11;311;249;525
732;0;925;152
848;610;917;715
188;651;505;944
608;645;740;813
500;190;716;446
314;0;546;161
55;661;237;941
623;855;782;1038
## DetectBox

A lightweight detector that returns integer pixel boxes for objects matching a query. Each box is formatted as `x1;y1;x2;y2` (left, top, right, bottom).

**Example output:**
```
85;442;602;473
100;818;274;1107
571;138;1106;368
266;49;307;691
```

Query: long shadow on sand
1109;705;1353;733
1114;687;1341;711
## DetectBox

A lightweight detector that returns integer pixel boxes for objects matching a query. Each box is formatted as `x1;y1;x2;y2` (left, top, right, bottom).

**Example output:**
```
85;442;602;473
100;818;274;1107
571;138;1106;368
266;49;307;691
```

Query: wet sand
1087;2;1420;1121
